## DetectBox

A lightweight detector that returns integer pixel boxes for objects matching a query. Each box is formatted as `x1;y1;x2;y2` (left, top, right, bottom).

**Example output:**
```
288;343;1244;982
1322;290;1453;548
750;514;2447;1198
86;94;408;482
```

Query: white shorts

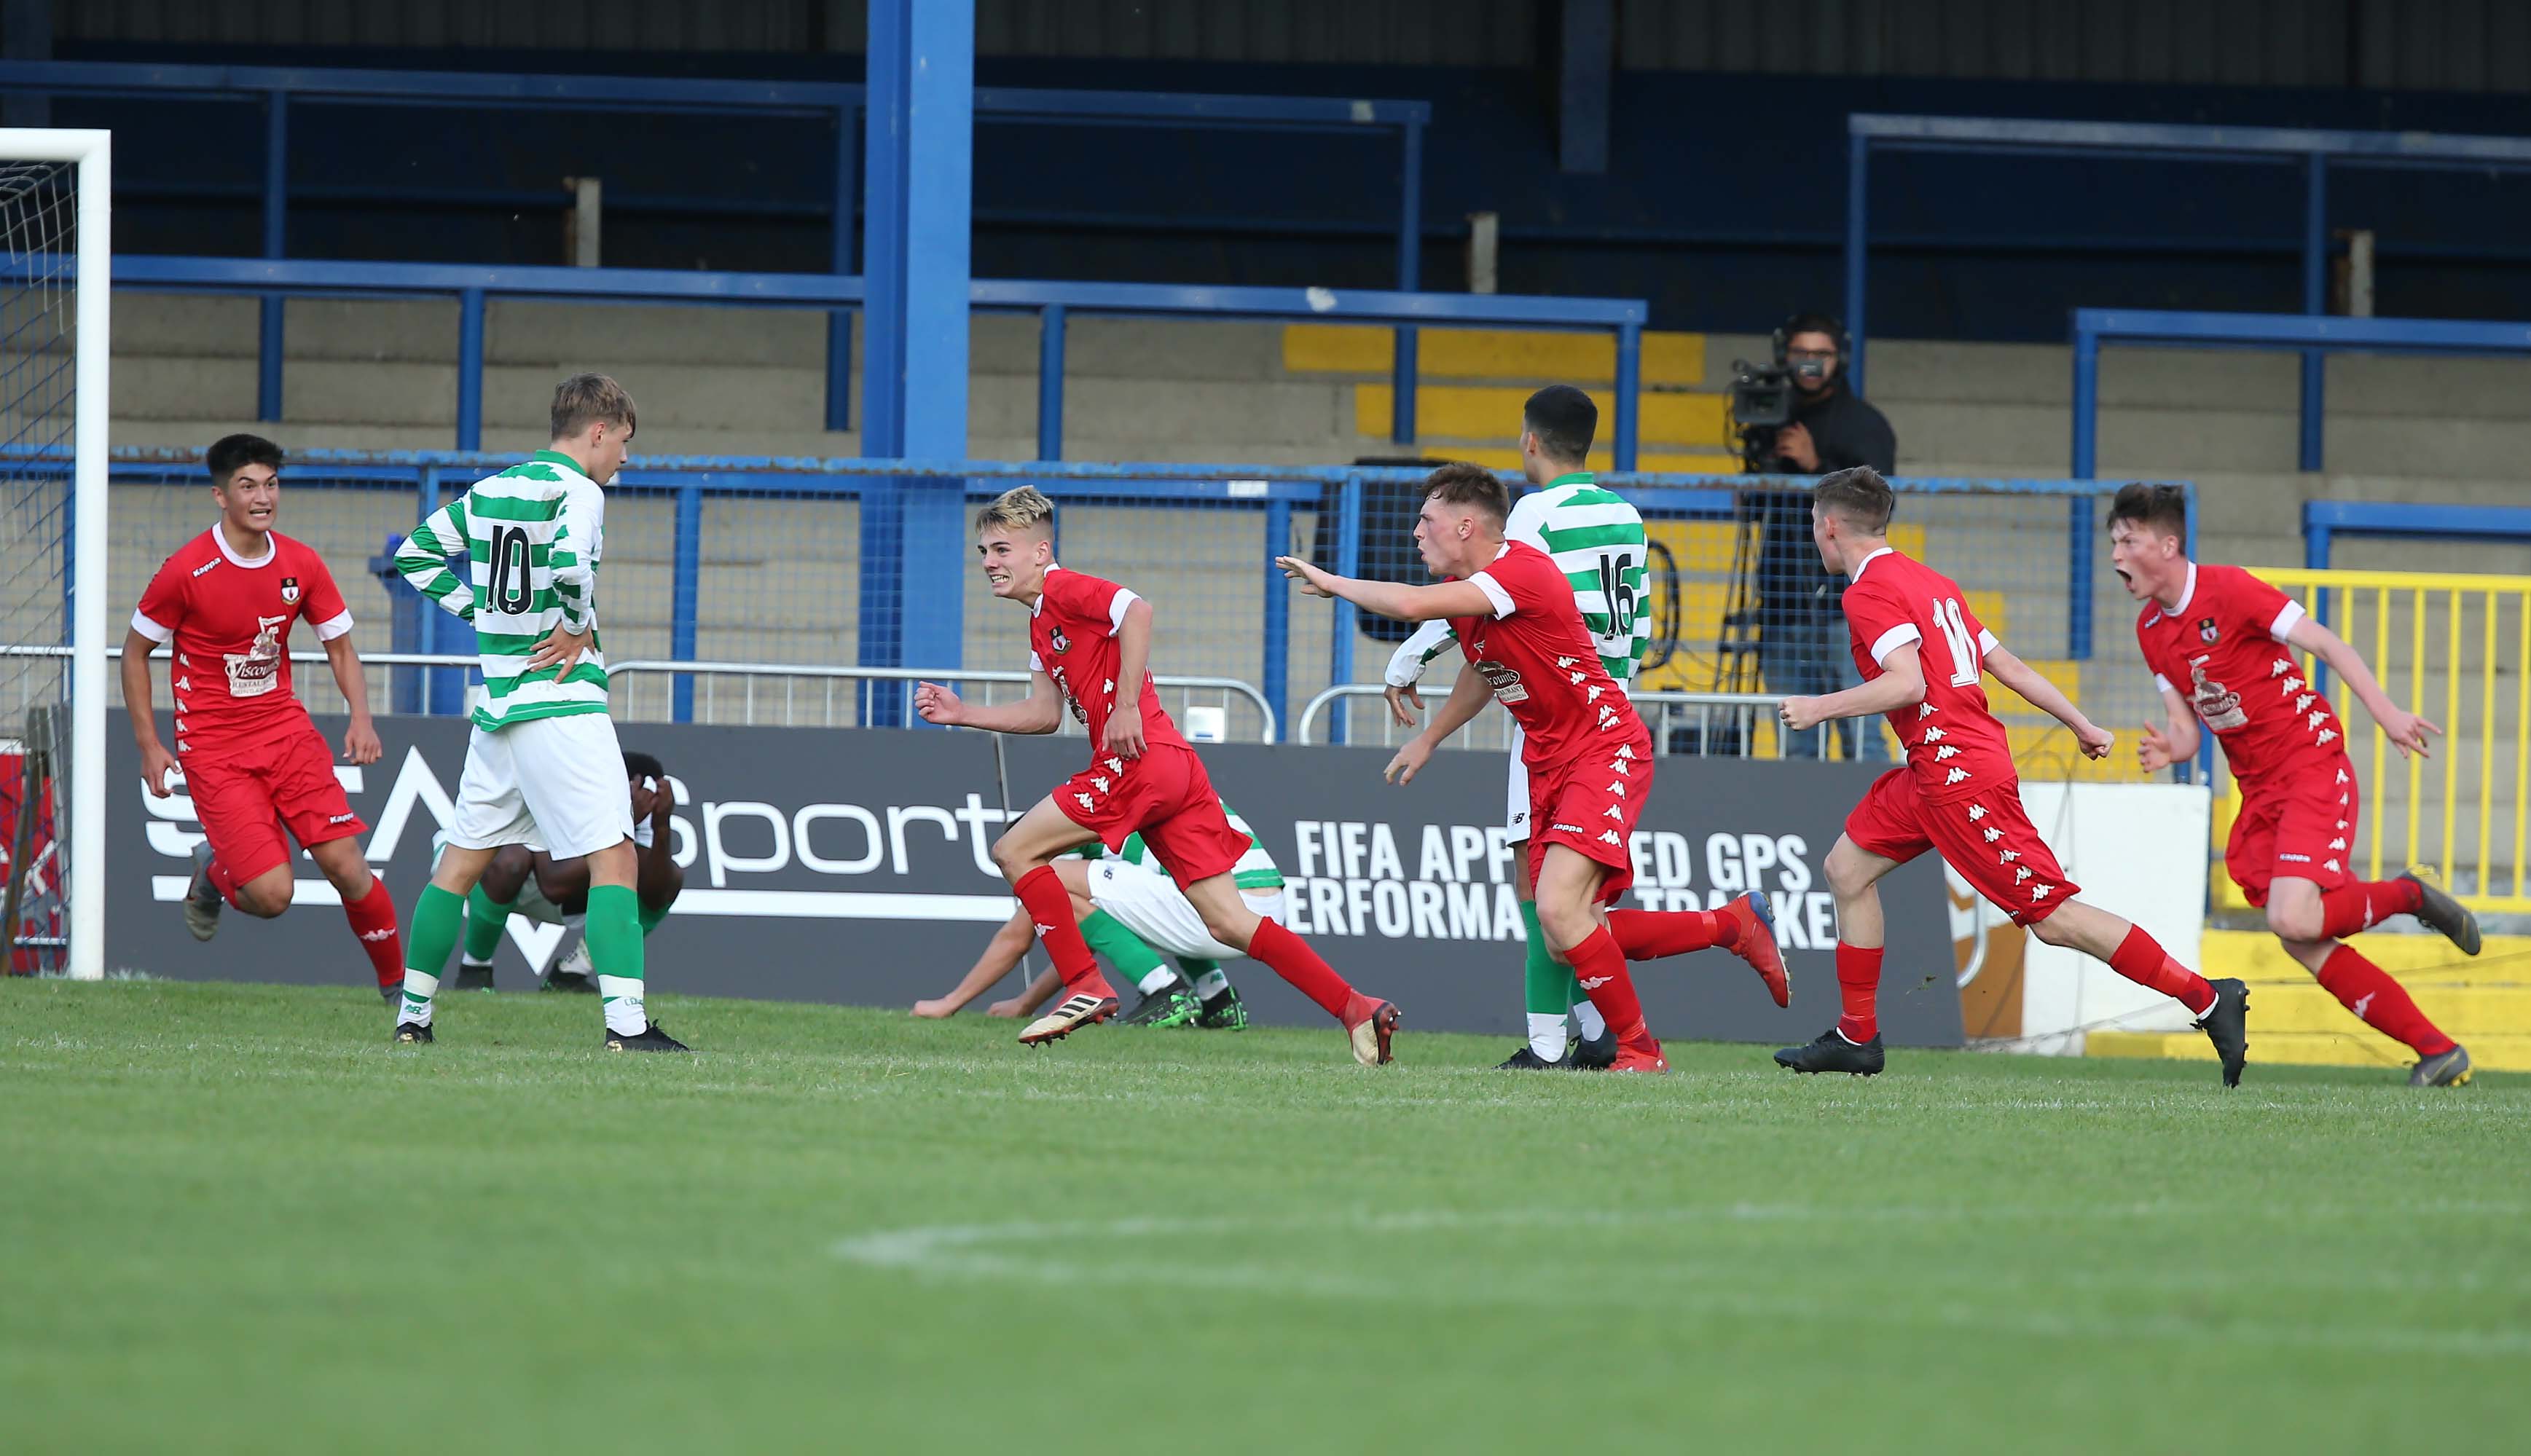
1090;857;1286;961
1504;722;1531;840
445;713;635;862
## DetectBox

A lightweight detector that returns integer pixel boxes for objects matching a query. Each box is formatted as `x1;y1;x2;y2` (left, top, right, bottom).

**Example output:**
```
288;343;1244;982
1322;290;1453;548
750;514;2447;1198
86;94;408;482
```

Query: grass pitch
3;978;2524;1454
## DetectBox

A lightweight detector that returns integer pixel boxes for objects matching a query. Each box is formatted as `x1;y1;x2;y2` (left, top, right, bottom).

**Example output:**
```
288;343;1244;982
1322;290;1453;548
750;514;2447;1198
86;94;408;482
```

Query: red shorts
1525;729;1655;906
2226;757;2358;907
1051;742;1248;889
1844;768;2079;926
183;724;364;882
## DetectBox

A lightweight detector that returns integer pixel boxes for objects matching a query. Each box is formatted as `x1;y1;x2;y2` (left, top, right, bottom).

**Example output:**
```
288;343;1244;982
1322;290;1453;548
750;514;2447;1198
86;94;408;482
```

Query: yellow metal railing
2224;568;2531;913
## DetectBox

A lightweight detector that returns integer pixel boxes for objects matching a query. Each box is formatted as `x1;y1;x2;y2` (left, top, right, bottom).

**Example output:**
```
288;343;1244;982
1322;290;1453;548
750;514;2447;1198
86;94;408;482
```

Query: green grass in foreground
1;977;2524;1455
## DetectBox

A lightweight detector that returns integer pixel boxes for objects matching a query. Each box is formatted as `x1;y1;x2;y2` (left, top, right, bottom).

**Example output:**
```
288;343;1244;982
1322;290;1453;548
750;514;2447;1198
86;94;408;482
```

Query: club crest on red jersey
1049;626;1071;653
280;575;301;605
2197;616;2219;644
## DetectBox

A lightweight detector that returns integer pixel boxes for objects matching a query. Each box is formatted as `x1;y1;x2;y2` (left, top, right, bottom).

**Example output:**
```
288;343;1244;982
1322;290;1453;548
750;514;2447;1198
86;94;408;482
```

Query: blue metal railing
1849;114;2531;469
2070;308;2531;479
96;449;2142;740
99;255;1652;465
0;58;1430;436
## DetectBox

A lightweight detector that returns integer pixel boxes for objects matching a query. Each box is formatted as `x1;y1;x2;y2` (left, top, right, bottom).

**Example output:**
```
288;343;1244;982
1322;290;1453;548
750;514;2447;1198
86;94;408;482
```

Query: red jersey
1840;546;2019;804
132;527;352;757
1448;541;1651;771
2134;562;2336;787
1027;564;1188;760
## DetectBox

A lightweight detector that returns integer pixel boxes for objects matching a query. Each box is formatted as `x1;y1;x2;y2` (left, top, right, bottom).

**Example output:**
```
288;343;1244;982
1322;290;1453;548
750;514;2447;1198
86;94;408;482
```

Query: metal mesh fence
76;453;2151;766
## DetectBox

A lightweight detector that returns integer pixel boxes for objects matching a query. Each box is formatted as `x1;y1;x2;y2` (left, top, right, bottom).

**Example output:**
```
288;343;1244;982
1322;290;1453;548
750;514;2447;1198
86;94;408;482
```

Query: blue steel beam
258;93;286;423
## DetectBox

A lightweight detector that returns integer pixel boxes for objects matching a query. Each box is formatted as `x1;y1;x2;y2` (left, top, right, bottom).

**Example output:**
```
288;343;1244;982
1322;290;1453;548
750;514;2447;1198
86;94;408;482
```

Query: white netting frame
0;131;107;979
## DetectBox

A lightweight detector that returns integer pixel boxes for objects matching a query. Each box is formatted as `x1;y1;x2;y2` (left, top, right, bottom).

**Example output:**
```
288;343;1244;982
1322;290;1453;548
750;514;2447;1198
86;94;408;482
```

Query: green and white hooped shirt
395;449;611;731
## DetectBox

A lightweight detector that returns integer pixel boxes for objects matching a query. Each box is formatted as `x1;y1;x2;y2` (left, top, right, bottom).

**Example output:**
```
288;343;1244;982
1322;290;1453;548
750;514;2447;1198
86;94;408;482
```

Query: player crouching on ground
1281;463;1789;1074
915;801;1272;1028
1773;468;2250;1084
2109;483;2477;1087
390;374;686;1052
122;433;405;1000
915;486;1401;1063
449;752;683;993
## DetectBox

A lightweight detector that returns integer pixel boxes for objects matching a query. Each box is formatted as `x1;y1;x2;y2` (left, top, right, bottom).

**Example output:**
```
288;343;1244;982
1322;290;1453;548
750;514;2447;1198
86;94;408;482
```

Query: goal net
0;132;108;978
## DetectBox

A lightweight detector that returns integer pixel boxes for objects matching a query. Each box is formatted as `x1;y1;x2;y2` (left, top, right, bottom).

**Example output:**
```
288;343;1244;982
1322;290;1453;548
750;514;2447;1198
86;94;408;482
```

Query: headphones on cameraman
1770;312;1853;369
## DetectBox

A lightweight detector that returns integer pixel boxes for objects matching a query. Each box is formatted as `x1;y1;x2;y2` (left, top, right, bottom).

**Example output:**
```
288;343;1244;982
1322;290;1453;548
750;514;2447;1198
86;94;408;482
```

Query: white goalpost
0;130;109;980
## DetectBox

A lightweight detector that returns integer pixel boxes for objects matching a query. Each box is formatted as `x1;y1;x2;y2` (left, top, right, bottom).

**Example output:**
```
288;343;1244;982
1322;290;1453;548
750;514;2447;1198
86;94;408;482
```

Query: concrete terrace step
1282;323;1706;386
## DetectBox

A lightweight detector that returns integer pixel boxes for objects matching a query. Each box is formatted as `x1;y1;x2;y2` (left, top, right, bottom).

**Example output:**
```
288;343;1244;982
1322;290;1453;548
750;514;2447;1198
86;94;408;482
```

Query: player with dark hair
1377;388;1771;1069
2108;482;2476;1087
1285;462;1787;1074
121;433;404;999
1774;468;2251;1083
917;487;1402;1063
447;751;684;993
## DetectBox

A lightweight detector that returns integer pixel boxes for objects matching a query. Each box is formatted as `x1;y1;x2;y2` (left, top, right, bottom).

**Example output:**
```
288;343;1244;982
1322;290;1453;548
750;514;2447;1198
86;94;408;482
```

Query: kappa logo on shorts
1922;725;1945;743
1934;746;1960;760
2015;867;2033;882
2324;858;2342;873
1587;685;1604;703
1966;804;1987;821
2336;769;2349;785
1596;830;1622;846
2030;884;2052;902
1609;758;1630;776
1074;793;1095;811
280;575;301;605
1550;822;1587;835
2296;694;2315;712
328;811;356;824
2328;837;2347;850
1090;776;1110;792
1603;805;1624;819
2280;852;2312;863
1982;827;2002;843
1604;781;1625;798
1944;768;1971;785
2307;710;2330;729
1556;656;1578;669
1999;849;2020;863
2270;659;2292;677
2317;729;2338;746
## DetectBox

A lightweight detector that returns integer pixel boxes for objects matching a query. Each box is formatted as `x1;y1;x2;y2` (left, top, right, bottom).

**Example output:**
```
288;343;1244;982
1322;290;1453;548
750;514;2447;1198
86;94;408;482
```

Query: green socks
462;884;515;964
399;884;465;1027
586;884;647;1036
1080;907;1172;995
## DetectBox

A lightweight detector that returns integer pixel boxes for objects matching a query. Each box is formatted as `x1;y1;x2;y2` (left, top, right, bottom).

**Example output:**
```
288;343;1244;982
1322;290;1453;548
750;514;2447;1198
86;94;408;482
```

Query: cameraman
1747;313;1896;760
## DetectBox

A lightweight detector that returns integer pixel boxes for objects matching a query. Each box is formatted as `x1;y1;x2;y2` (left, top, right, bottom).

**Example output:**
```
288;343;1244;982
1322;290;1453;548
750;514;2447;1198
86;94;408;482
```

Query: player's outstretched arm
1386;661;1492;785
2285;615;2439;757
119;626;178;798
1276;556;1494;623
1782;642;1925;731
915;906;1036;1017
392;505;477;622
1985;642;2114;759
2137;681;2200;774
916;672;1064;735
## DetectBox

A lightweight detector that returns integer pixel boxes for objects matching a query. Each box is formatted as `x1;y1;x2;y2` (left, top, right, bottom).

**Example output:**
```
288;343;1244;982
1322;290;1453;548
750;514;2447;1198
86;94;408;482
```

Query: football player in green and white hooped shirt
388;373;688;1052
1383;385;1652;1070
913;798;1286;1031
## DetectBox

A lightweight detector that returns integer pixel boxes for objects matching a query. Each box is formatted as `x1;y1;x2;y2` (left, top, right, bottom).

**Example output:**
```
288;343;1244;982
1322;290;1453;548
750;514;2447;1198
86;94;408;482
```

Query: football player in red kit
1773;468;2251;1084
1280;463;1790;1074
915;487;1402;1063
2108;483;2477;1087
119;434;402;998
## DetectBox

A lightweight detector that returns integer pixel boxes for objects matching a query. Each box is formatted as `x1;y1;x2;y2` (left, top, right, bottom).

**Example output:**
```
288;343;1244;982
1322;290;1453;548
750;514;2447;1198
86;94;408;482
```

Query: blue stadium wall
57;39;2531;339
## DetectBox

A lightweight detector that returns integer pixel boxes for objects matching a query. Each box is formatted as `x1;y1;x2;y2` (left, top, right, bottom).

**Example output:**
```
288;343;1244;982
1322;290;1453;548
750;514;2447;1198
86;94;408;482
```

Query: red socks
1835;943;1883;1043
1247;918;1355;1020
1605;905;1734;960
2319;878;2424;940
2108;924;2217;1018
2315;944;2455;1056
1566;927;1654;1048
1013;865;1114;999
203;851;243;910
340;875;402;991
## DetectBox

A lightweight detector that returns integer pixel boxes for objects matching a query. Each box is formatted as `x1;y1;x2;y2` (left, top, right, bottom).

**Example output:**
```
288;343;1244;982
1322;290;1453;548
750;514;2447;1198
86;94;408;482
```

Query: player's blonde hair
975;485;1056;537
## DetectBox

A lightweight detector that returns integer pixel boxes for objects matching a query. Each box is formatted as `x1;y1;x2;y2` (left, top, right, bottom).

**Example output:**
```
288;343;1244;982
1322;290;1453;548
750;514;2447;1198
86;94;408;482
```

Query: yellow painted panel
1357;383;1731;446
1285;323;1704;385
2200;928;2529;986
1442;446;1739;474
